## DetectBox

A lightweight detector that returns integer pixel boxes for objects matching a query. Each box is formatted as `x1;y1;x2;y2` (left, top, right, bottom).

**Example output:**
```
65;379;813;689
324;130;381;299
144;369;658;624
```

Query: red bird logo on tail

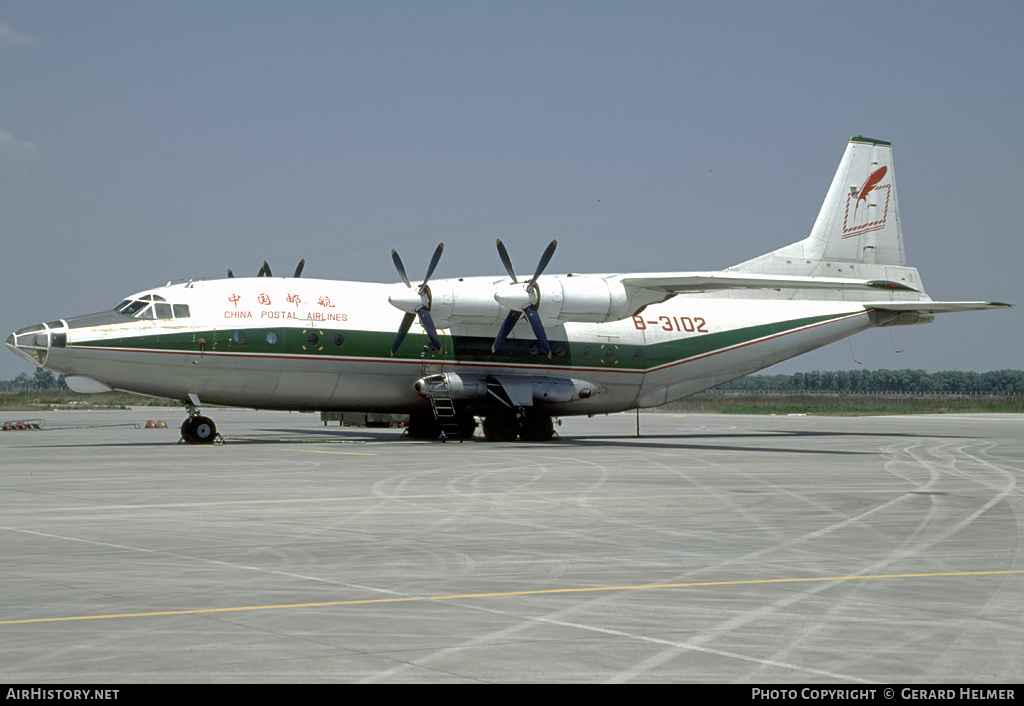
854;166;887;221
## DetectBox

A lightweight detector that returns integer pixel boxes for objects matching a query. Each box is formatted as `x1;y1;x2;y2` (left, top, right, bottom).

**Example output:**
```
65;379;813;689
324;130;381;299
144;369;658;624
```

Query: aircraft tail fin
729;136;915;287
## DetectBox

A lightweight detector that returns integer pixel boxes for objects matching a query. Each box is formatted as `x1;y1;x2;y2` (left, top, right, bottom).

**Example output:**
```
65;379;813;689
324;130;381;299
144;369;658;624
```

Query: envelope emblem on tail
843;166;890;238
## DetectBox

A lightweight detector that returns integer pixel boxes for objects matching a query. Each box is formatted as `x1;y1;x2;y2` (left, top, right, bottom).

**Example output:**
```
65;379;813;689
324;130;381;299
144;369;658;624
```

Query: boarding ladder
420;360;462;440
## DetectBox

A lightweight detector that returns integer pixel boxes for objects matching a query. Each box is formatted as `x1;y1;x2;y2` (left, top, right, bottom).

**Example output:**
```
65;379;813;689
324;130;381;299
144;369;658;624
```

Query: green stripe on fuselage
72;311;861;370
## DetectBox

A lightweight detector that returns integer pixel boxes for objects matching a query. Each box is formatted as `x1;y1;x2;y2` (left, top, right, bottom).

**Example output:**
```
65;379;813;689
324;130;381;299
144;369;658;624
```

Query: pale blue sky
2;1;1020;379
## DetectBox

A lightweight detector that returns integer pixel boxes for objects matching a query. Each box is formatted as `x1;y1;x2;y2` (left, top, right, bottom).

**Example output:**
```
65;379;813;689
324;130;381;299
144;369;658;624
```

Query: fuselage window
266;332;278;344
233;330;246;344
582;346;593;358
172;304;191;318
333;333;345;347
307;332;320;346
155;303;173;319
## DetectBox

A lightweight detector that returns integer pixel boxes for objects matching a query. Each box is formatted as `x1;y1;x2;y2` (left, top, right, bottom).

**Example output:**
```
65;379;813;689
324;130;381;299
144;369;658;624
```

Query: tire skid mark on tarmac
901;439;1023;678
363;437;941;683
745;438;1022;682
739;440;963;678
610;436;1023;683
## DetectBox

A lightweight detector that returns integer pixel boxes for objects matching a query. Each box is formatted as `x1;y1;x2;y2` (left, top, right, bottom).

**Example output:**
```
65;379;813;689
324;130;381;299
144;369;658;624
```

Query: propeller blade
527;239;558;291
227;269;234;279
491;310;522;353
421;242;444;290
490;240;556;356
417;307;442;351
392;249;411;288
391;312;416;355
293;259;305;278
389;243;445;353
496;239;518;283
523;305;551;358
258;261;272;277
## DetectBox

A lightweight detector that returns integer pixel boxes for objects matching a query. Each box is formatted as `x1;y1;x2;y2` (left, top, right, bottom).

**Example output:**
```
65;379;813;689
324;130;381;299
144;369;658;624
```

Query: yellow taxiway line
2;570;1021;626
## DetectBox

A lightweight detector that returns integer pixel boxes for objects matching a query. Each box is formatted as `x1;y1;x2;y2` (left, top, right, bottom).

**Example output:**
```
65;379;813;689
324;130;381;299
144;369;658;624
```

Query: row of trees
3;368;1023;395
0;369;67;392
715;369;1024;395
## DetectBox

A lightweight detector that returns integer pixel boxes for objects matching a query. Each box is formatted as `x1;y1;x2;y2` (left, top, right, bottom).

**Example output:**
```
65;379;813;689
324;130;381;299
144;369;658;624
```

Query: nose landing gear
180;415;218;444
179;395;222;445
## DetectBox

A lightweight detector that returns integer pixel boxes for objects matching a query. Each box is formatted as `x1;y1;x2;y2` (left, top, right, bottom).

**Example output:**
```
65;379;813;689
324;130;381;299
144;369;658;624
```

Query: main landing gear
405;409;556;442
179;397;221;445
406;410;478;441
482;411;556;442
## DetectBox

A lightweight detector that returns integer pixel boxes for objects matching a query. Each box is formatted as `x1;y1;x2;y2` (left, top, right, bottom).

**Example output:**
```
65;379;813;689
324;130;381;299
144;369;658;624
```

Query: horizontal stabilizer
622;272;919;293
864;301;1012;314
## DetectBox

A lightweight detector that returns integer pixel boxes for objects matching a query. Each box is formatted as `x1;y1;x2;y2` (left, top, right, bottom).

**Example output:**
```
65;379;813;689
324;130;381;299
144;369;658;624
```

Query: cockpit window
119;300;151;317
112;294;190;320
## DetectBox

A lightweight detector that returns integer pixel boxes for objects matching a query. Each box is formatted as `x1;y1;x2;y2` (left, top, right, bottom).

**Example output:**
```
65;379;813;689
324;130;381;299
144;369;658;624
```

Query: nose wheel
180;415;219;444
179;394;222;445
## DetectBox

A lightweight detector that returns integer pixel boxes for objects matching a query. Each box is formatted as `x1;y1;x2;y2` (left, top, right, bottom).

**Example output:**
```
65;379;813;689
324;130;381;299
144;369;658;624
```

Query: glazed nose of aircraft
7;325;48;365
6;322;66;366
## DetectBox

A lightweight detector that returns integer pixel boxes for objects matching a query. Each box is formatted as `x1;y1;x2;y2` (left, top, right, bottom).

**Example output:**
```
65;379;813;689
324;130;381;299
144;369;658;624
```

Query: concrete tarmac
1;408;1022;683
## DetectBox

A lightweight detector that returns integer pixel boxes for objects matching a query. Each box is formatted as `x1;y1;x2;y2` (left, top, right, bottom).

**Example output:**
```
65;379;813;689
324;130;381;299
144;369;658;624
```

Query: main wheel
520;414;555;441
483;413;520;442
456;413;478;440
181;415;217;444
407;410;441;440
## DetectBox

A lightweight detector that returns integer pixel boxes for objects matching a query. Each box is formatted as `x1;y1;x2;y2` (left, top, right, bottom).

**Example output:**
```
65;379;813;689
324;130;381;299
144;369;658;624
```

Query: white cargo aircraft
6;136;1009;443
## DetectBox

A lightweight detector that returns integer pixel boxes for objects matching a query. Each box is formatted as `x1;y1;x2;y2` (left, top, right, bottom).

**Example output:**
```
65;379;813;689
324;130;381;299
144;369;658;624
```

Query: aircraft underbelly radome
6;136;1009;442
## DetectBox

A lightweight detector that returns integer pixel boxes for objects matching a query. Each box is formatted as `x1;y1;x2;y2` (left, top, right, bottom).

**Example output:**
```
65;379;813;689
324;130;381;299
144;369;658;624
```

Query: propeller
228;259;305;279
388;243;445;354
491;239;558;357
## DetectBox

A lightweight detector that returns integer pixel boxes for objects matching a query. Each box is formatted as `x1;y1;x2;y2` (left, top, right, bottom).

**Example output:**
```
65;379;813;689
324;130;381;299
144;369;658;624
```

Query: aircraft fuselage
8;275;878;415
7;136;1006;442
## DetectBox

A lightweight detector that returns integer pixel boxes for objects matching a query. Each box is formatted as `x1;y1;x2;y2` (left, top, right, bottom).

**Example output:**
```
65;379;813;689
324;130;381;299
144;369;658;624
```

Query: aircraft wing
620;272;920;293
863;301;1012;313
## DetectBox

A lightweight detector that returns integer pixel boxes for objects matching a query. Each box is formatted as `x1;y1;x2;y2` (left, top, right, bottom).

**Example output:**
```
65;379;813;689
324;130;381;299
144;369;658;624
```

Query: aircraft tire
407;410;441;440
456;413;478;440
483;413;520;442
181;416;217;445
519;414;555;442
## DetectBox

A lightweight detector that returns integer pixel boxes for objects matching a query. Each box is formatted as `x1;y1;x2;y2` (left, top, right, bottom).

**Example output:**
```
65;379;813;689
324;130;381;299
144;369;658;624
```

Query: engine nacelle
422;275;669;328
413;373;604;405
534;275;662;324
424;278;507;326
